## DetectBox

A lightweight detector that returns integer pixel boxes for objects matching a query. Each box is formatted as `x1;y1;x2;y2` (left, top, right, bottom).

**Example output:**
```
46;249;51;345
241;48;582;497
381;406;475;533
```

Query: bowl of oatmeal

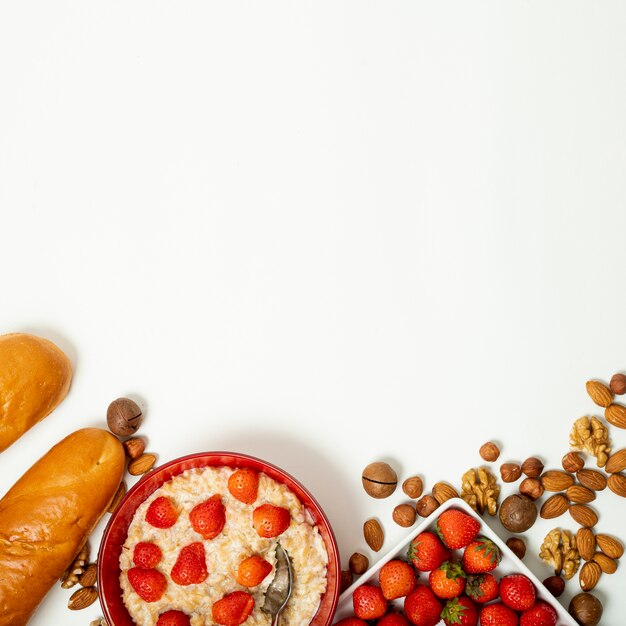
98;452;340;626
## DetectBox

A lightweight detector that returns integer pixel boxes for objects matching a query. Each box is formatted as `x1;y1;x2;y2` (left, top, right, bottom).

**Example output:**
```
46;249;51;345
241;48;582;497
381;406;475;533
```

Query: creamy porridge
119;466;328;626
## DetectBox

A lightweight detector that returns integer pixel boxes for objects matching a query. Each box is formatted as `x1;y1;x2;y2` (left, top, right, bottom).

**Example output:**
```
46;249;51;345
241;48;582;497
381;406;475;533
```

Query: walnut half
539;528;580;580
461;467;500;516
569;416;611;468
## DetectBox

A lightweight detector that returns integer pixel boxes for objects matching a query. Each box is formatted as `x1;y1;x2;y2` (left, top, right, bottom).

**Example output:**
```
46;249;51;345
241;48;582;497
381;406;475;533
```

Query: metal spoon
262;543;293;626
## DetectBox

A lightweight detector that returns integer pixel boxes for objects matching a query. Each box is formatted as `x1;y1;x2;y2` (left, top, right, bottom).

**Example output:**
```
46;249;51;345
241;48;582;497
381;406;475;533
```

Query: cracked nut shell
499;494;538;533
106;397;143;436
361;462;398;499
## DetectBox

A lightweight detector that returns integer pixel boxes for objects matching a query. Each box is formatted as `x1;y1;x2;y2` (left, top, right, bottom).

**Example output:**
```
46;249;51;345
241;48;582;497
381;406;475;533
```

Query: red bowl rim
98;451;341;626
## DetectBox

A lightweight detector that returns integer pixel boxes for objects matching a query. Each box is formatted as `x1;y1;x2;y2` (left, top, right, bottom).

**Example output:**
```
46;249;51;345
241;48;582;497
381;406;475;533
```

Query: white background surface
1;2;626;624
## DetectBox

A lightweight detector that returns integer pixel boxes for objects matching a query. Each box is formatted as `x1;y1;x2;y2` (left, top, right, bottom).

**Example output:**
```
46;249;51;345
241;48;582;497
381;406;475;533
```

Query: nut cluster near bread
0;428;125;626
0;332;72;452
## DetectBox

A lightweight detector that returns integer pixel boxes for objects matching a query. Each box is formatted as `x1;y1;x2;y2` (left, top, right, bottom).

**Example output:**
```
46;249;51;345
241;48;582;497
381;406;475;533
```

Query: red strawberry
377;613;410;626
190;494;226;540
407;532;451;572
500;574;536;611
464;573;499;603
520;601;557;626
237;555;273;587
333;618;368;626
429;561;466;599
145;496;178;529
228;468;259;504
353;584;387;620
212;590;255;626
435;509;481;549
403;584;442;626
252;504;291;538
171;542;208;586
461;537;501;573
133;542;163;569
378;559;417;600
479;603;519;626
127;567;167;602
156;610;192;626
441;596;479;626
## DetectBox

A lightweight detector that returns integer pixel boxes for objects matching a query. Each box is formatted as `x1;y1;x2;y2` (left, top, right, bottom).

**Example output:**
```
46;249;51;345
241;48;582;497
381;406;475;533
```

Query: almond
78;563;97;588
432;482;459;505
596;534;624;559
540;494;570;519
586;380;613;407
576;469;607;491
605;403;626;429
541;470;575;492
593;552;617;574
566;485;596;504
363;519;384;552
107;481;126;514
128;453;157;476
576;527;596;561
68;586;98;610
605;449;626;474
607;472;626;497
123;437;146;460
570;504;598;528
579;561;602;591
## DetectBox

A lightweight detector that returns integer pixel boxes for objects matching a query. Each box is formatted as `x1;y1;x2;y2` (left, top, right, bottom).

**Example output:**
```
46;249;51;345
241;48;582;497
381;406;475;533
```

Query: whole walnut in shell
361;462;397;498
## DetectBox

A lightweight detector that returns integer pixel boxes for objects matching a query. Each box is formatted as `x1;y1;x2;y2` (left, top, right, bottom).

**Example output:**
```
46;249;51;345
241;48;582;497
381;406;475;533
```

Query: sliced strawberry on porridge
145;496;178;529
171;542;208;586
228;468;259;504
237;555;273;587
156;610;191;626
127;567;167;602
133;542;162;568
212;590;255;626
189;494;226;540
252;504;291;538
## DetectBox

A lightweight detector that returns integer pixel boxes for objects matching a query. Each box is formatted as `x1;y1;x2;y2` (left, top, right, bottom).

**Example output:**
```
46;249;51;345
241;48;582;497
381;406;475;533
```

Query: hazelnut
521;457;544;478
402;476;423;499
499;494;538;533
340;570;353;593
349;552;369;575
479;441;500;462
568;592;603;626
543;575;565;597
361;462;398;499
416;495;439;517
610;373;626;396
519;477;544;501
393;503;417;527
500;463;522;483
506;537;526;560
106;398;143;437
563;452;585;474
123;437;146;460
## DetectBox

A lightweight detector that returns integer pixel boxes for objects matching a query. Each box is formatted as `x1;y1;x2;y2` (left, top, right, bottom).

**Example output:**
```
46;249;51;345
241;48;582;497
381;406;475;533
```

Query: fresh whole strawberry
520;601;557;626
190;494;226;540
127;567;167;602
353;584;388;620
156;610;192;626
212;590;255;626
403;584;442;626
252;504;291;538
379;559;417;599
429;561;466;599
479;603;519;626
464;573;499;603
441;596;479;626
228;468;259;504
145;496;178;529
377;613;411;626
333;618;369;626
461;537;501;574
407;532;451;572
133;542;163;569
237;555;273;587
500;574;536;611
435;509;481;550
171;542;208;586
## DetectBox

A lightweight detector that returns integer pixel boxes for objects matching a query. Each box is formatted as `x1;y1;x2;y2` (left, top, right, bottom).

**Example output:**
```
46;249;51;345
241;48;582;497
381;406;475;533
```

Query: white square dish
334;498;577;626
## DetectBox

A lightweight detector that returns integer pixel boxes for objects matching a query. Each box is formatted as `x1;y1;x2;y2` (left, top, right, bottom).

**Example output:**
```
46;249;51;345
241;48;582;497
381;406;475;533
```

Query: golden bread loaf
0;428;125;626
0;332;73;452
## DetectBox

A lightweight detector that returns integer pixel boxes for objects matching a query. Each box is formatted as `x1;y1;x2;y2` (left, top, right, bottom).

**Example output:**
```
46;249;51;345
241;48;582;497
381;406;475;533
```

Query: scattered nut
562;452;585;473
607;472;626;496
402;476;423;499
506;537;526;560
519;477;544;501
361;462;398;499
106;397;143;436
60;544;89;589
68;586;98;610
541;470;575;492
79;563;98;588
592;552;617;574
123;436;146;460
542;575;565;597
349;552;369;575
586;380;613;408
605;403;626;429
570;416;611;468
576;528;596;562
610;373;626;396
416;494;439;517
605;448;626;474
540;528;580;579
579;561;602;591
128;453;157;476
567;485;596;504
107;481;126;514
479;441;500;462
499;494;537;533
393;503;417;527
540;494;570;519
432;482;459;505
568;592;603;626
460;467;500;515
576;469;607;491
569;504;598;528
500;463;522;483
90;620;109;626
363;519;384;551
595;534;624;559
340;570;353;593
521;457;544;478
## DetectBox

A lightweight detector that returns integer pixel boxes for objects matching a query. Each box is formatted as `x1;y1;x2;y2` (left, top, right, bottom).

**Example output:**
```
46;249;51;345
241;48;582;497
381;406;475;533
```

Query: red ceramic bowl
98;451;340;626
